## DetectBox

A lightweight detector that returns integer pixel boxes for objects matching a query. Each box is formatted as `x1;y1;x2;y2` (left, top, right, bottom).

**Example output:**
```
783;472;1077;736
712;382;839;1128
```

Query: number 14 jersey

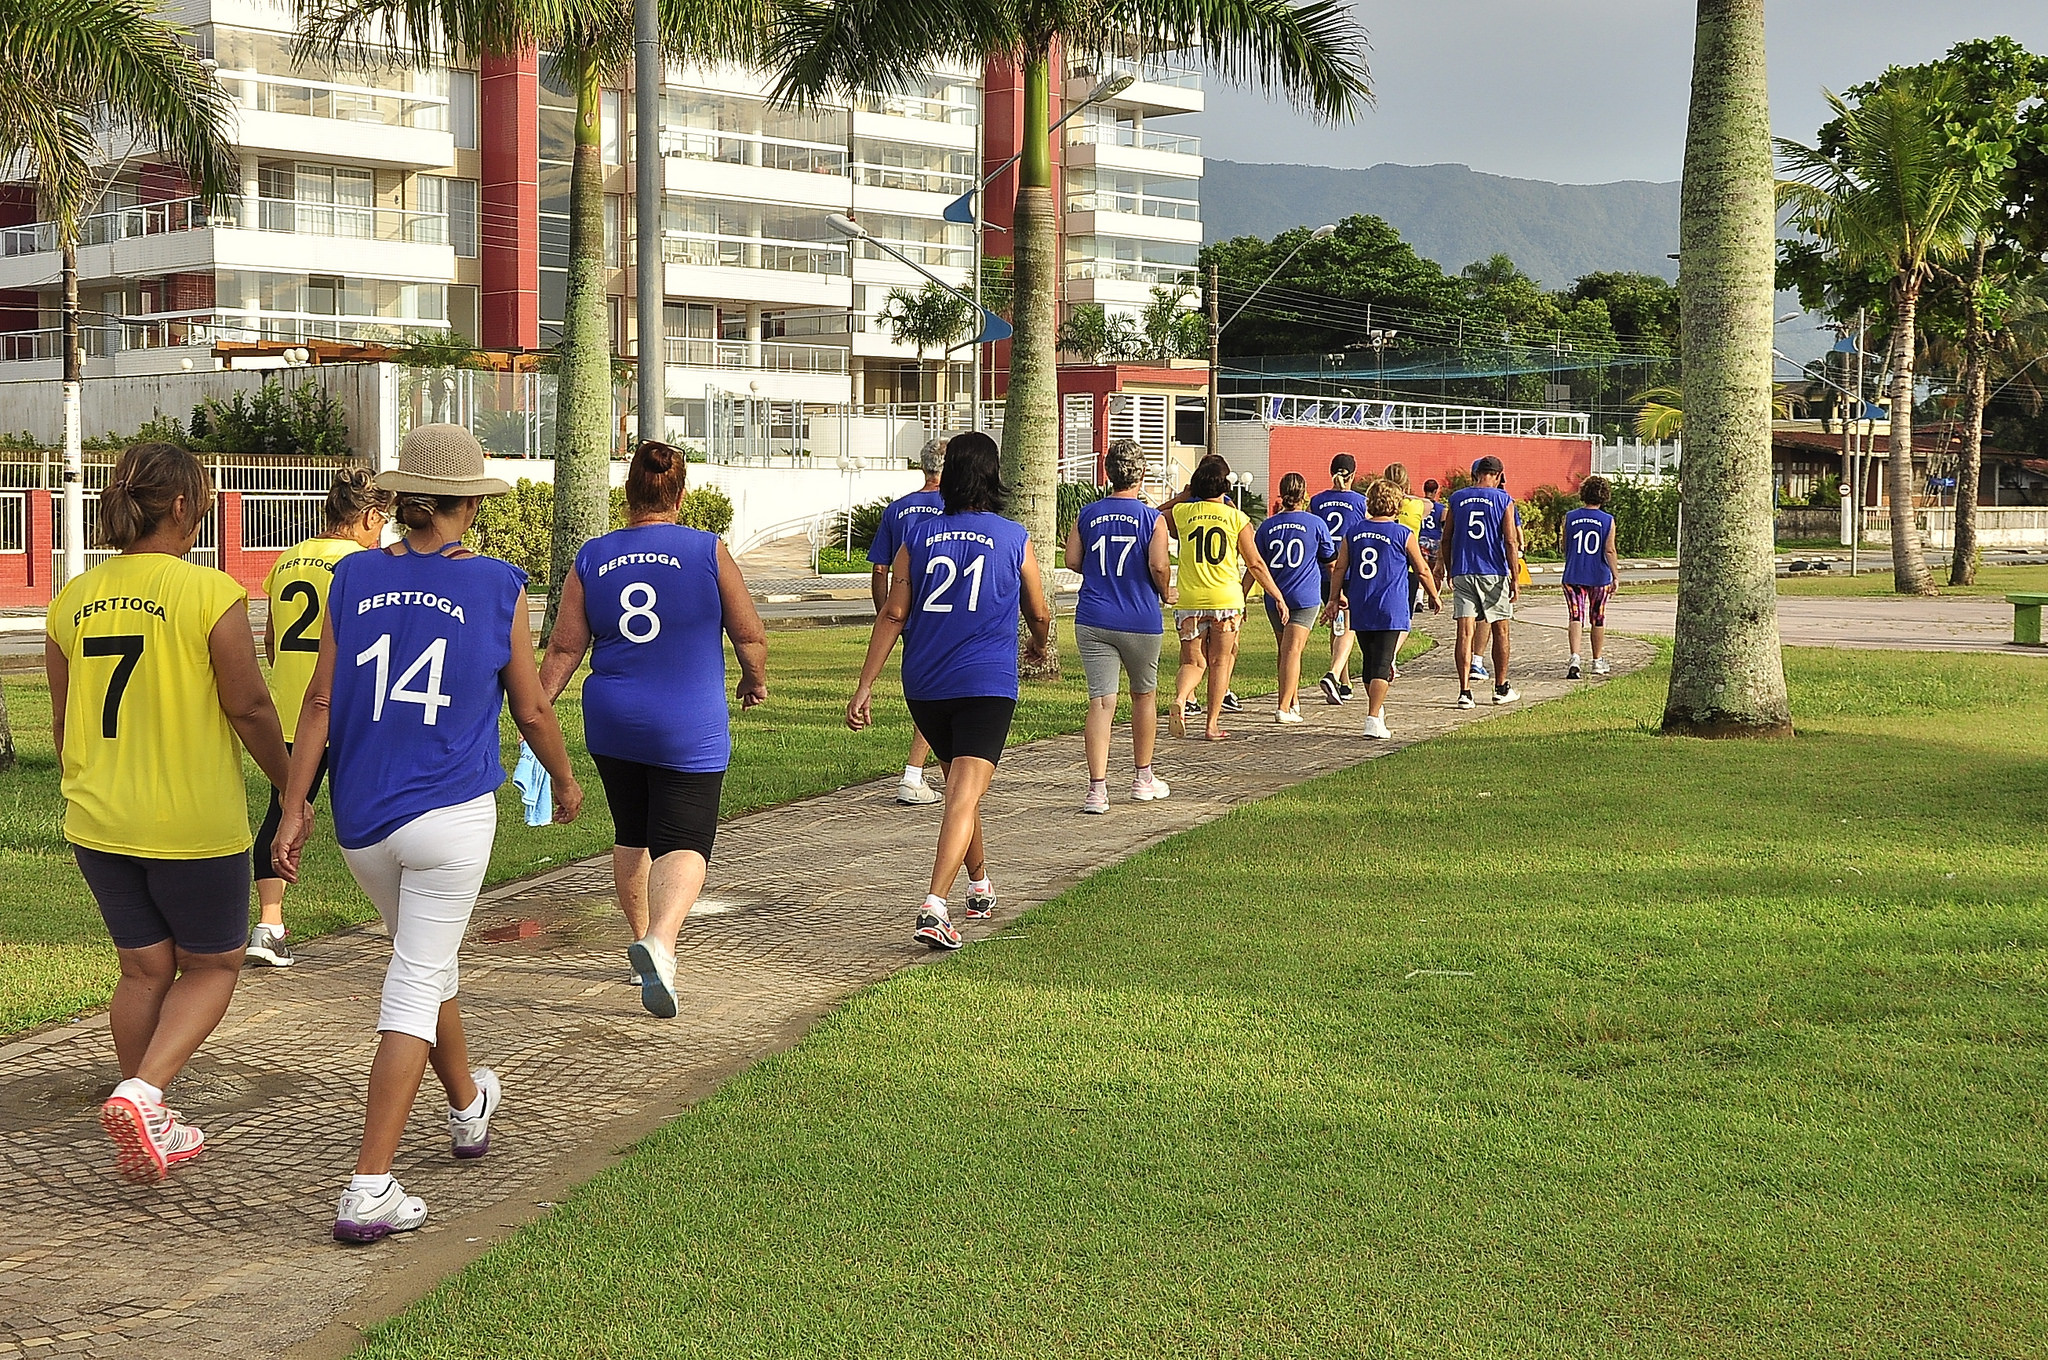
575;524;729;773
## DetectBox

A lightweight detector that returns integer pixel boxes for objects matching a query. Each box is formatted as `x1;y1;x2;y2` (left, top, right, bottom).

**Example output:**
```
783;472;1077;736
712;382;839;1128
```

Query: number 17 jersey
575;524;729;773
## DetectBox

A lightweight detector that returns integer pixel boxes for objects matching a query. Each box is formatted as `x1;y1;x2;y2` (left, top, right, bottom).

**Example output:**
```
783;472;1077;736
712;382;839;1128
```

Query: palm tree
879;282;974;401
1777;69;2008;595
1055;302;1137;363
772;0;1369;675
0;0;237;773
1630;381;1792;440
1136;283;1201;360
1661;0;1790;737
301;0;762;629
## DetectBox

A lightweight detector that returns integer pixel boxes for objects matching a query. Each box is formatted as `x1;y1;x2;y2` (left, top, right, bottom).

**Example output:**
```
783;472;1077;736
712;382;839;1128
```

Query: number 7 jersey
901;510;1028;701
326;546;524;849
48;553;252;858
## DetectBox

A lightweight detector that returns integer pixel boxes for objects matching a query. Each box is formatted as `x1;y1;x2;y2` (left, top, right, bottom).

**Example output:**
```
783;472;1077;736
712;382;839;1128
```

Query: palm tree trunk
544;49;615;637
1950;240;1989;586
1885;281;1933;594
1001;50;1060;678
0;677;14;773
61;241;84;587
1662;0;1791;738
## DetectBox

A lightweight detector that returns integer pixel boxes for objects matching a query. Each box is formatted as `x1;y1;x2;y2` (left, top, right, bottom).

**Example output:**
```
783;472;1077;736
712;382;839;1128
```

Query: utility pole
1205;262;1220;462
61;244;82;585
633;0;662;450
1851;305;1865;577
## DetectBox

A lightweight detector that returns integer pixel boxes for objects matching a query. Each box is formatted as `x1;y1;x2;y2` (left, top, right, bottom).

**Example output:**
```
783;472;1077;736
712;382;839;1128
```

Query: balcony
1066;56;1204;116
659;128;851;207
660;336;852;404
1062;191;1203;246
220;68;454;166
1064;123;1203;175
661;232;854;308
0;309;453;378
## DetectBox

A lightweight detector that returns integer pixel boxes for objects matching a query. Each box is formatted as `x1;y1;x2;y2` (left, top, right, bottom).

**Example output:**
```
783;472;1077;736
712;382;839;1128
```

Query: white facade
1060;49;1204;317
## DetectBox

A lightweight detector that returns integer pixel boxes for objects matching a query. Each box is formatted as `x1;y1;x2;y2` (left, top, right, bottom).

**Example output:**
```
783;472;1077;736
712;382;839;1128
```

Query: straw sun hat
375;423;511;497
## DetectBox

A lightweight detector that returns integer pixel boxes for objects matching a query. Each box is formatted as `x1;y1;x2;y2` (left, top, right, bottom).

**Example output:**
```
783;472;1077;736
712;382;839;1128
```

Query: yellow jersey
1396;495;1429;535
263;535;362;740
48;553;252;858
1172;499;1252;610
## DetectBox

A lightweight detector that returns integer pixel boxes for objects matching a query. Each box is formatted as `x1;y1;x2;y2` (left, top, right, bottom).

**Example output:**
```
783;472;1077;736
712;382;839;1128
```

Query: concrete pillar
745;302;762;368
238;153;259;230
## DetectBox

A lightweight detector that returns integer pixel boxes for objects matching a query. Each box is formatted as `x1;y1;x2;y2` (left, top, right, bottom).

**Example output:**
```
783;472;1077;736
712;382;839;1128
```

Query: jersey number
1466;508;1488;540
81;634;144;739
1571;527;1605;556
1091;534;1138;576
618;582;661;643
1355;544;1380;580
1188;525;1229;565
354;634;453;725
1272;537;1306;570
921;554;986;613
277;580;322;653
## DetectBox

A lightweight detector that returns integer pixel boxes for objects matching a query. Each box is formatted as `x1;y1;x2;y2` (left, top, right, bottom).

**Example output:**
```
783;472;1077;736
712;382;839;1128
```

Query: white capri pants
340;791;498;1043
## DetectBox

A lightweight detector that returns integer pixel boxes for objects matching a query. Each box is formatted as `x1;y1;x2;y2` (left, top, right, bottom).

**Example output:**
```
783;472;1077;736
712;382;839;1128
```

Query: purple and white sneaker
333;1178;427;1244
449;1067;500;1159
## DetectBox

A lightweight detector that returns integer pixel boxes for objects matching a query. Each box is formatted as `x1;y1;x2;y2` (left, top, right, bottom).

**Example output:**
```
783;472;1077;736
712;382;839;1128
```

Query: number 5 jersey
48;553;252;858
326;545;523;849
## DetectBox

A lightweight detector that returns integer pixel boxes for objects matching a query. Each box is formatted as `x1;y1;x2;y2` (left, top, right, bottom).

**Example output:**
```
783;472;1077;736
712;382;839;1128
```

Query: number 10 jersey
575;523;729;773
327;546;523;849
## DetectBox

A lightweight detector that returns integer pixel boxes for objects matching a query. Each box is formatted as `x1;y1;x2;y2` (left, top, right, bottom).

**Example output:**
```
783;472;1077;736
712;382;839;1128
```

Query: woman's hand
1023;635;1049;670
1274;601;1290;629
847;683;874;731
736;675;768;709
274;800;317;884
552;773;584;824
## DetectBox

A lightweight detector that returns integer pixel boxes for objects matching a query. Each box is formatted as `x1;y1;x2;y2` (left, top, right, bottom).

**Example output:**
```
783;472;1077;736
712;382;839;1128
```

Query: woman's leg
1084;694;1116;780
1131;689;1158;769
1174;630;1205;715
1366;677;1391;718
1276;620;1308;712
612;846;652;940
929;755;995;898
108;943;176;1080
425;998;479;1110
1204;624;1239;739
645;849;709;951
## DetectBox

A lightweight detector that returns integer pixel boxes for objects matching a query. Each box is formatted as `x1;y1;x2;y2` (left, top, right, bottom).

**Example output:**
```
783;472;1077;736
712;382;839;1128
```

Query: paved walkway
0;616;1651;1358
1519;592;2043;654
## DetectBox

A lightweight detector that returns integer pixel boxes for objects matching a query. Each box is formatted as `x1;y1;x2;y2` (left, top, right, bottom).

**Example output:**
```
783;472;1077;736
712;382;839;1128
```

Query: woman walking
1327;478;1441;739
847;432;1052;950
247;468;393;968
1250;472;1335;724
272;425;582;1243
1165;454;1287;741
47;443;294;1182
540;441;768;1018
1063;438;1171;812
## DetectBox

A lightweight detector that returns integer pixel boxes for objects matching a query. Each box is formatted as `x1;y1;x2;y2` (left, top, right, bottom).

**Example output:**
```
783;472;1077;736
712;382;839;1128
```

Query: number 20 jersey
48;553;251;858
327;547;523;849
901;510;1028;702
575;524;729;773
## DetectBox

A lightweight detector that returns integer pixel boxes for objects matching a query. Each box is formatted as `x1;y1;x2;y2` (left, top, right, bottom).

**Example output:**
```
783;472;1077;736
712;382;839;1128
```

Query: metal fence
241;493;328;550
1592;438;1681;478
0;491;23;552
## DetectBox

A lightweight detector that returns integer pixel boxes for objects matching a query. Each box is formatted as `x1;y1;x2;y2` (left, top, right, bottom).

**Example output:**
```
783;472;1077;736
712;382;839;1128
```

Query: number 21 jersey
575;524;729;773
326;547;523;849
48;553;251;858
901;511;1028;702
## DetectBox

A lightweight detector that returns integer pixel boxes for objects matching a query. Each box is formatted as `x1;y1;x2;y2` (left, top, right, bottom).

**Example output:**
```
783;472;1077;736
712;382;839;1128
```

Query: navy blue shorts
73;846;251;955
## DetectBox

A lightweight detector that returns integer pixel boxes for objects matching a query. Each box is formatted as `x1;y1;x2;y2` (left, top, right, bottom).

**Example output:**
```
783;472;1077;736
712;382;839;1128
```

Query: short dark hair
626;440;688;515
1423;478;1440;495
939;430;1006;514
1330;453;1357;478
1189;454;1231;500
1579;474;1612;506
1471;455;1504;480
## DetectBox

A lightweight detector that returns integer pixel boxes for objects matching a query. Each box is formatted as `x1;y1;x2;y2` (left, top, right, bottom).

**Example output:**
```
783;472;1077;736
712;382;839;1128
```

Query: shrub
1607;476;1681;556
678;485;734;535
468;478;554;581
188;379;353;458
1057;482;1106;539
825;496;893;555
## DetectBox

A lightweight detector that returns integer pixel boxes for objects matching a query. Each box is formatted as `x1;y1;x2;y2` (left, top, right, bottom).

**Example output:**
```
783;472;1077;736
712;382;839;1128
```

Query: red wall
1265;428;1594;503
480;50;540;351
0;490;51;607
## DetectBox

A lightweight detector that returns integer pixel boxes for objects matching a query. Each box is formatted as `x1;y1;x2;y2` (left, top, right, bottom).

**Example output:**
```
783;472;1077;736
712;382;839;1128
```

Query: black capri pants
1353;629;1401;683
904;695;1017;766
75;846;251;955
592;754;724;862
254;742;327;880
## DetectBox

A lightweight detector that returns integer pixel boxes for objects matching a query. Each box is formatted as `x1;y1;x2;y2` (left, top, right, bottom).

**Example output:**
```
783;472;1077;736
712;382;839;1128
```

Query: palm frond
766;0;1015;105
1112;0;1369;121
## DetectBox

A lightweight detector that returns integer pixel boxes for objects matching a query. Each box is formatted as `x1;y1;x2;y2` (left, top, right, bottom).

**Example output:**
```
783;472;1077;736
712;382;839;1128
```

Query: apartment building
0;7;1204;447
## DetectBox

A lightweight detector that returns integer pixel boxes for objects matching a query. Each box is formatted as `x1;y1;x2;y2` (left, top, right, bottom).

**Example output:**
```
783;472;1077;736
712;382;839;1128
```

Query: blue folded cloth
512;741;552;826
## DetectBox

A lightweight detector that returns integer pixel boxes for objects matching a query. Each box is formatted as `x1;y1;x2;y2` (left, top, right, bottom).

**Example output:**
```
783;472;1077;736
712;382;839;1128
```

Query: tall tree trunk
544;50;615;637
61;241;84;587
1884;280;1933;594
1662;0;1791;738
1001;51;1060;678
1950;240;1989;586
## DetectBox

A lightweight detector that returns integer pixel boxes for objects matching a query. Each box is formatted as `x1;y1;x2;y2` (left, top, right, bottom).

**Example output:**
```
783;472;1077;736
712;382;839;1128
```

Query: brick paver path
0;617;1652;1358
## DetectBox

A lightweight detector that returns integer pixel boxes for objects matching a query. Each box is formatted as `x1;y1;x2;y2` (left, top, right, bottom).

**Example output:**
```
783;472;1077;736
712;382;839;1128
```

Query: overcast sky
1196;1;2048;184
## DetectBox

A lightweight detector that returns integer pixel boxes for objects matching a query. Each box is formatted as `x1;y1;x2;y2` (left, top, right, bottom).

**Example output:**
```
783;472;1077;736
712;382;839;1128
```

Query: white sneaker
1456;691;1477;710
1593;657;1611;675
1275;708;1303;725
244;923;295;968
449;1068;501;1158
1132;772;1170;802
1492;686;1521;705
333;1177;429;1244
627;937;679;1018
100;1085;205;1183
1568;654;1581;670
895;779;942;806
1361;715;1391;739
1082;783;1110;814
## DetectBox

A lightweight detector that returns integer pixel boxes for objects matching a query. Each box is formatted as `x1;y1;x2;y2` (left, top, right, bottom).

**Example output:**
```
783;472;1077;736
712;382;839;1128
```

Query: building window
448;178;479;257
604;194;622;268
451;70;478;150
449;284;479;339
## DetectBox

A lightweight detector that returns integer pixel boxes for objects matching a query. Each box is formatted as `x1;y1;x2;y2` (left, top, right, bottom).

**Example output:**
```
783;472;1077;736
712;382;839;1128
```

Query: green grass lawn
0;617;1311;1035
363;647;2048;1359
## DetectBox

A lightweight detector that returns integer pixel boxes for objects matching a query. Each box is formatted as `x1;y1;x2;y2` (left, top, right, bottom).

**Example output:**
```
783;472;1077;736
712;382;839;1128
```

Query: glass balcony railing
1066;124;1202;156
1074;57;1203;90
663;336;849;374
1064;258;1199;286
122;310;449;350
0;196;450;255
852;163;974;195
659;128;848;176
1063;191;1200;221
226;69;449;131
661;233;848;275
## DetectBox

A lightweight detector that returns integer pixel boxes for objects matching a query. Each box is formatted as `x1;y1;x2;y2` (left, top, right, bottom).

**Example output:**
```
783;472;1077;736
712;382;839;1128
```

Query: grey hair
1105;438;1146;491
919;436;949;475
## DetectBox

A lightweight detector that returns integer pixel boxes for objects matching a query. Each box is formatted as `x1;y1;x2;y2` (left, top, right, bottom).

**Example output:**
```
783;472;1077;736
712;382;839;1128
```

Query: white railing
1065;258;1199;287
1074;57;1203;91
120;310;450;352
853;91;978;125
1228;393;1593;438
852;163;974;195
659;127;848;175
1593;438;1681;477
223;67;449;132
0;196;450;255
661;232;848;276
0;329;60;363
1063;191;1200;221
240;493;328;551
664;337;849;374
1067;124;1202;156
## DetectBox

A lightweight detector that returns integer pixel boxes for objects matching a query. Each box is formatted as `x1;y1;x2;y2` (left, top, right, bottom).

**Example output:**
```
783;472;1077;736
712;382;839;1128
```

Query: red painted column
480;50;541;351
217;491;246;586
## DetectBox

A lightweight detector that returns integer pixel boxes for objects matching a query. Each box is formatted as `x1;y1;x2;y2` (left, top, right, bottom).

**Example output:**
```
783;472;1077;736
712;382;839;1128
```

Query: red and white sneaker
914;909;963;950
100;1085;204;1183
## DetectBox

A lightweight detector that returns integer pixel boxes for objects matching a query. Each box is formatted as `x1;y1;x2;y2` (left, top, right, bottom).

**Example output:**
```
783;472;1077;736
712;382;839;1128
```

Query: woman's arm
44;636;67;759
716;541;769;708
1237;524;1287;626
1604;520;1621;591
1063;520;1084;572
1147;516;1172;597
1405;534;1442;611
209;600;291;790
847;545;912;731
1321;539;1350;624
1019;538;1053;668
503;604;584;823
537;566;591;704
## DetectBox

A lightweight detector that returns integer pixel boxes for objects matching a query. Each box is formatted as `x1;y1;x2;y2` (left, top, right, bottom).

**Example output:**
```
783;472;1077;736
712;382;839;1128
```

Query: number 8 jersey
574;523;729;773
326;545;524;850
900;510;1028;702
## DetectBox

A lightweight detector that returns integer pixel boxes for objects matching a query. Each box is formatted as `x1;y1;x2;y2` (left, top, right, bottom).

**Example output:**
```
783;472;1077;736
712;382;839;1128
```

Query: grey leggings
1074;624;1163;699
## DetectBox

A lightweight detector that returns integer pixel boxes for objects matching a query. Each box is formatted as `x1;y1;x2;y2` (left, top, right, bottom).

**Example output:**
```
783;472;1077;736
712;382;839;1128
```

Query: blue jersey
867;488;944;568
1562;506;1616;587
576;524;729;772
1341;517;1415;633
327;546;523;849
1446;485;1514;577
1310;488;1369;543
1074;496;1163;635
1253;510;1336;612
1418;499;1445;550
900;511;1028;702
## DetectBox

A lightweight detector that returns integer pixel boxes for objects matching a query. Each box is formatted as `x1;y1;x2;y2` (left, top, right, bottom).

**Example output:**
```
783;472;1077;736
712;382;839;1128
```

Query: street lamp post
633;0;662;448
836;452;857;558
827;213;1014;392
1207;222;1336;462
